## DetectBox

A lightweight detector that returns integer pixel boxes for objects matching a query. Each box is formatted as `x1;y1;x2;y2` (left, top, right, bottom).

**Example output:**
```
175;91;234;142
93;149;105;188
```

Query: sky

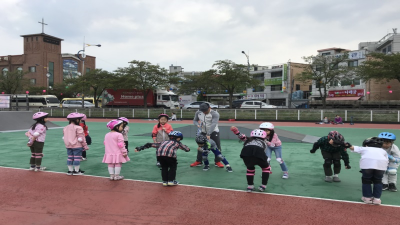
1;0;400;73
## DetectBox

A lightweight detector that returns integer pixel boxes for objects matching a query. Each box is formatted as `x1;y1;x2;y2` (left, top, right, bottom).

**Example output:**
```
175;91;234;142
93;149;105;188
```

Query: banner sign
328;89;364;97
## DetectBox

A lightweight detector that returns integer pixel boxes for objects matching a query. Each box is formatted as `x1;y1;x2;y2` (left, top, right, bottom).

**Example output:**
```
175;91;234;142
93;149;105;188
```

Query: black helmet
362;137;383;148
195;135;208;144
328;131;345;146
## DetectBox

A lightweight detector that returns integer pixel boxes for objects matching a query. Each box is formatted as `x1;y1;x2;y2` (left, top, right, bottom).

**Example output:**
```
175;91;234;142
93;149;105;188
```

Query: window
353;79;361;85
244;102;253;105
253;86;264;92
296;84;300;91
29;66;36;72
271;85;282;91
315;80;324;88
271;71;282;78
162;95;170;101
253;73;264;81
387;45;392;53
348;61;358;67
30;79;36;84
309;85;312;91
86;68;90;73
321;52;331;56
48;62;54;87
254;102;262;106
382;48;387;54
174;67;177;70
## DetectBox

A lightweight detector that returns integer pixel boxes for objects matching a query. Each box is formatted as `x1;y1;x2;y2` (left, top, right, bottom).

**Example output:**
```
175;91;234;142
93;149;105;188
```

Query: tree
203;60;261;108
0;69;28;94
355;52;400;82
296;54;353;108
115;60;180;108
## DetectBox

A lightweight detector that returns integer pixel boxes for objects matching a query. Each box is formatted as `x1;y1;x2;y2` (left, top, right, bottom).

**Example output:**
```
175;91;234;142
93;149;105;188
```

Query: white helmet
259;122;274;130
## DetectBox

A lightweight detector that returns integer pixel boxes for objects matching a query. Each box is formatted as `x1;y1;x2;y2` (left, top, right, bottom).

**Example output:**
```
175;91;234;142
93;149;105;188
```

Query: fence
26;108;400;123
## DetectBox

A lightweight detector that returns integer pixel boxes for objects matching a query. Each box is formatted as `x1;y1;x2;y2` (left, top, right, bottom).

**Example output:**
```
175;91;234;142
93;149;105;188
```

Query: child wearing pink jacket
103;120;130;180
63;113;89;176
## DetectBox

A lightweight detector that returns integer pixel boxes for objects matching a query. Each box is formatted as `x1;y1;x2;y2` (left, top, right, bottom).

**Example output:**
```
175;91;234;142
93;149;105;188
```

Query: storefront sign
328;89;364;97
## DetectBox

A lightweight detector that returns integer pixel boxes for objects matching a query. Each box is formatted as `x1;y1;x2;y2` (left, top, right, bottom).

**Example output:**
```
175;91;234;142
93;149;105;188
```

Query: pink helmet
67;112;84;119
158;113;169;120
118;117;129;123
106;119;123;130
81;113;87;121
32;112;49;120
251;129;267;139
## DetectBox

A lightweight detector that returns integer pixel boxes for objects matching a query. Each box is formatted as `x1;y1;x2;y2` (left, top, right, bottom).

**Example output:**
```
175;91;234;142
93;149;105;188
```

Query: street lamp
76;39;101;108
241;51;250;73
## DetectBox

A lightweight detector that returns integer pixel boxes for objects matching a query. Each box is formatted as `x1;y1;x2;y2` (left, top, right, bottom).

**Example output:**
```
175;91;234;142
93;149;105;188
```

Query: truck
178;94;197;108
102;89;180;108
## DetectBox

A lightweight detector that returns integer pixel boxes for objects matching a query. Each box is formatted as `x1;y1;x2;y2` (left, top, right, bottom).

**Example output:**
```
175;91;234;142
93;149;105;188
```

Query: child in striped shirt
135;131;190;186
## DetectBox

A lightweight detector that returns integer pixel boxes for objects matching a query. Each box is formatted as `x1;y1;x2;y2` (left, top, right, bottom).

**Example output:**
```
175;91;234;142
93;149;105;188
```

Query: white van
12;95;60;108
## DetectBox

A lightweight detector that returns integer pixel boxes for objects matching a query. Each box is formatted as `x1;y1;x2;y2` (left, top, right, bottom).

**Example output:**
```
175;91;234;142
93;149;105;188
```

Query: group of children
26;112;399;205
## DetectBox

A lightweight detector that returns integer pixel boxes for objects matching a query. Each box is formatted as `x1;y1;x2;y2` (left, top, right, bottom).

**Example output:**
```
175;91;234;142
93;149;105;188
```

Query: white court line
1;166;399;208
0;127;63;133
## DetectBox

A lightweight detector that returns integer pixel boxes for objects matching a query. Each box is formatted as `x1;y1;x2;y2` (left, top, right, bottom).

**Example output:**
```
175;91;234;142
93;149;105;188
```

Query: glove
343;142;352;148
230;126;240;135
135;146;144;151
345;163;351;169
238;133;246;141
388;155;394;161
144;143;152;148
310;149;317;154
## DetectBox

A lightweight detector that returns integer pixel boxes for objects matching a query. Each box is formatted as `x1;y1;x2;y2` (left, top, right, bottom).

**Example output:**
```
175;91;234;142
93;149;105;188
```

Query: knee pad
362;177;373;184
217;154;225;161
323;159;332;167
333;159;341;167
388;168;397;175
276;158;283;164
372;177;382;184
262;166;272;174
246;169;255;176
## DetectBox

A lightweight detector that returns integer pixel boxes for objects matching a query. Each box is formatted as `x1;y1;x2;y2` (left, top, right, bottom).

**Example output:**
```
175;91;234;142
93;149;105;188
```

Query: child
240;129;272;192
63;113;88;175
103;120;130;180
171;112;177;121
195;135;233;172
135;131;190;186
347;137;388;205
25;112;49;172
310;131;351;182
378;132;400;192
334;115;343;124
152;113;173;167
231;122;289;179
118;117;130;152
79;114;91;161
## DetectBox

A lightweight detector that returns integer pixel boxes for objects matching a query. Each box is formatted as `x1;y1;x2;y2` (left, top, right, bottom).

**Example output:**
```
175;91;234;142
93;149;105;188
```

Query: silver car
182;101;218;109
240;101;277;109
62;100;95;108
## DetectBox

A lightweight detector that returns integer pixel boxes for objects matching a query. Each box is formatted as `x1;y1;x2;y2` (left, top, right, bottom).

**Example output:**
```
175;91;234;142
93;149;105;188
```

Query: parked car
182;101;218;109
62;100;95;108
240;101;277;109
232;99;250;108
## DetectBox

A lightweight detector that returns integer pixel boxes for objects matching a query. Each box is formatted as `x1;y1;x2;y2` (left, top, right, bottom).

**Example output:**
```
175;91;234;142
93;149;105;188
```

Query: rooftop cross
38;18;48;34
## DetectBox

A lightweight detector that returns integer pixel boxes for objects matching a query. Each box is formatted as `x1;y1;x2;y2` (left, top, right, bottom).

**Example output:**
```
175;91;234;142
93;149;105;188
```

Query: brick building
0;32;96;92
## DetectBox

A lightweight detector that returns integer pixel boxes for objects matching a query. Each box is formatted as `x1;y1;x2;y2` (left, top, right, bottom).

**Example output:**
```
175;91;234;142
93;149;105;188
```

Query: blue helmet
169;131;183;140
378;132;396;141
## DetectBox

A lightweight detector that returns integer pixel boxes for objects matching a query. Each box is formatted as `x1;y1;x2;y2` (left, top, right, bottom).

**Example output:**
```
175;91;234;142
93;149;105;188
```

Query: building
245;63;309;107
0;32;96;92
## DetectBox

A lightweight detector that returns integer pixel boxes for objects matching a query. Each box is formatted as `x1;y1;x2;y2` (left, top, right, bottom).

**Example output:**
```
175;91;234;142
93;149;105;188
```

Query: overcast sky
1;0;400;73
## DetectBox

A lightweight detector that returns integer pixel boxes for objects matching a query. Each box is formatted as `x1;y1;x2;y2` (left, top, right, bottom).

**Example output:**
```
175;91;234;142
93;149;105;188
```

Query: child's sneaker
67;171;73;176
162;181;168;187
246;185;255;193
215;162;224;168
156;162;161;168
29;167;35;171
258;185;266;192
34;167;46;172
282;172;289;179
382;184;389;191
109;175;114;180
82;158;87;161
190;161;203;167
72;170;84;176
203;165;210;171
361;197;373;204
389;183;397;192
114;175;124;180
332;176;341;182
372;198;381;205
325;176;333;183
226;166;233;172
168;180;179;186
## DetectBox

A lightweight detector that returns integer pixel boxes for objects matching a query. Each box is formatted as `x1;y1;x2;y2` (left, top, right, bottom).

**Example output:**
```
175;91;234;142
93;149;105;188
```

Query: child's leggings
266;145;288;172
30;142;44;166
202;149;229;166
108;163;122;175
242;156;271;186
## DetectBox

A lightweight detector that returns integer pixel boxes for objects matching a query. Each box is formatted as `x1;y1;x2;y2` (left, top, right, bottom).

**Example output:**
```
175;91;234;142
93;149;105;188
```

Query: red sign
328;89;364;97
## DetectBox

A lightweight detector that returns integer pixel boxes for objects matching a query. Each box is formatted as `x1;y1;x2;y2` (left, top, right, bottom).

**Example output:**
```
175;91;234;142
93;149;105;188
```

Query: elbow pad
78;138;83;142
33;132;40;137
117;142;125;148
